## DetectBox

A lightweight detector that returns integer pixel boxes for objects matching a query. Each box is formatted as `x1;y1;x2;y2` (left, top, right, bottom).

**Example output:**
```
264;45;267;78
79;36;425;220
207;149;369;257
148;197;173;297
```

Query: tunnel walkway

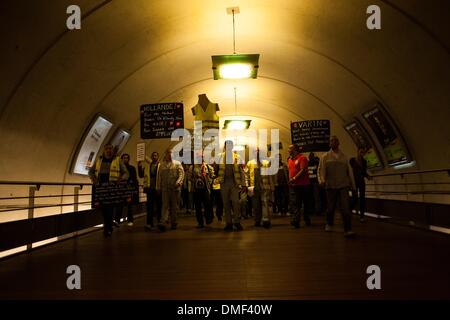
1;215;449;300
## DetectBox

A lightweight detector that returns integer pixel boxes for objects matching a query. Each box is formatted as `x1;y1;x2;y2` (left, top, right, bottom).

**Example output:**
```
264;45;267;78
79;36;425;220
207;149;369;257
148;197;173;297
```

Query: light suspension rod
232;9;236;54
234;87;237;115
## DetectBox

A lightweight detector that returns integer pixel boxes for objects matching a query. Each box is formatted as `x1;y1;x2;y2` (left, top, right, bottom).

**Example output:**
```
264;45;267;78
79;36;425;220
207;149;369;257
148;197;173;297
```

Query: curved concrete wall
0;0;449;210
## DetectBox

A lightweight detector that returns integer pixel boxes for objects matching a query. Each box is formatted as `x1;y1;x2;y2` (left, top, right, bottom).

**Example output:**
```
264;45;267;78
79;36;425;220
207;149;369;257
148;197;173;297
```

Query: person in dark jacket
88;143;128;237
138;151;162;230
274;154;289;216
192;155;214;228
308;152;322;215
120;153;139;226
349;147;371;222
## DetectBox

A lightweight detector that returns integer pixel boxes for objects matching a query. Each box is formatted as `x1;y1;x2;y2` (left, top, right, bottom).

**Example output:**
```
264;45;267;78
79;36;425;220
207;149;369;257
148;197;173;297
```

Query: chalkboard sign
344;120;383;170
140;103;184;139
291;120;330;152
362;105;411;166
92;182;138;207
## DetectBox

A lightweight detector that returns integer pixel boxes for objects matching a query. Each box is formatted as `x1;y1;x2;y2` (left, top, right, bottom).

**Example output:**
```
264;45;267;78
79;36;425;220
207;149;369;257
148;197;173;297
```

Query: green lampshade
212;54;260;80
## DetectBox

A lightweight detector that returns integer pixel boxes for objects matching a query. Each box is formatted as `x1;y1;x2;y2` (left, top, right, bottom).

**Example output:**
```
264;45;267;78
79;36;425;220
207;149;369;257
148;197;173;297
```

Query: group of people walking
90;135;371;238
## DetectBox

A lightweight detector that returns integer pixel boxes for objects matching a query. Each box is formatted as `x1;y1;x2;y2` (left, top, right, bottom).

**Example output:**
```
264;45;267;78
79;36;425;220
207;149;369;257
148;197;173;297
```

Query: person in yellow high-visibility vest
138;151;162;230
216;140;247;231
89;143;128;237
247;148;276;229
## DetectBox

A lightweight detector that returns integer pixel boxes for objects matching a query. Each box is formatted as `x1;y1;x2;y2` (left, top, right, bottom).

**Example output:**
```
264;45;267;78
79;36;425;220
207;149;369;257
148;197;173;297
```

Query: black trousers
210;189;223;219
289;185;312;223
126;204;134;222
102;205;114;234
326;187;352;232
351;184;366;218
146;188;162;226
274;185;289;214
194;188;213;226
181;188;192;210
114;204;135;223
113;204;123;223
310;182;323;214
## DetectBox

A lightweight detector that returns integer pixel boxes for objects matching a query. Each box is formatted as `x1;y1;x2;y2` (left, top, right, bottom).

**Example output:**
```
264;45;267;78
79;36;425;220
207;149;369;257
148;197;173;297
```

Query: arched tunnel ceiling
0;0;449;182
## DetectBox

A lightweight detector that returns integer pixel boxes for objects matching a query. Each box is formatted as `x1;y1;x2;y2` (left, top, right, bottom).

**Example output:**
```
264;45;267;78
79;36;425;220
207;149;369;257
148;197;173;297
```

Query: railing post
74;186;83;237
27;186;38;251
74;186;80;212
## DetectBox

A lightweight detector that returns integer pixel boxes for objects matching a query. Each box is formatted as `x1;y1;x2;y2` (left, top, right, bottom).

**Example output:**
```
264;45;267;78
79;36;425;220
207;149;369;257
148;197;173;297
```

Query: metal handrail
366;182;450;186
0;180;91;186
366;169;450;194
0;201;93;213
0;182;144;202
0;193;92;201
371;168;450;178
366;191;450;195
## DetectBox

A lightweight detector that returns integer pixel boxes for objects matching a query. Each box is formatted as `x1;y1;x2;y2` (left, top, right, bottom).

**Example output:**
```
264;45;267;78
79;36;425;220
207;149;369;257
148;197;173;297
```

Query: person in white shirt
318;136;356;238
156;147;185;232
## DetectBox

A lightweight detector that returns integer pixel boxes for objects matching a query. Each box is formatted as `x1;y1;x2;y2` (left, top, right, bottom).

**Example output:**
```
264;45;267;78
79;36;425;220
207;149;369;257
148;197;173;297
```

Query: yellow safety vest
212;179;221;190
217;152;245;187
192;102;220;130
95;156;121;182
143;162;160;188
247;159;274;190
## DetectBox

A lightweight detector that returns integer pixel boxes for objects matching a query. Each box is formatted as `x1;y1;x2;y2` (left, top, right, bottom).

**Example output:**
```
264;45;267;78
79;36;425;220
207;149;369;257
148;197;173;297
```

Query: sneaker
234;223;243;231
325;224;333;232
224;224;233;232
290;221;300;229
144;224;153;230
113;221;120;228
344;231;356;238
127;222;134;227
157;224;166;232
104;231;112;237
262;221;271;229
360;217;367;223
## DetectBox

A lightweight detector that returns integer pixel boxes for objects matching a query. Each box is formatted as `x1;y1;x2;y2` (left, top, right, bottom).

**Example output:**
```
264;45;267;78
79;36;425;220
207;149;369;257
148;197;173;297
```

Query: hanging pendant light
212;7;260;80
223;87;251;130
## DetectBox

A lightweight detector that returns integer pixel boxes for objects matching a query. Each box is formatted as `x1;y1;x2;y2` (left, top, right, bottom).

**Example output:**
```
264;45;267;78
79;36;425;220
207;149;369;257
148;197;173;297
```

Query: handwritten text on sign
140;103;184;139
92;182;138;207
291;120;330;152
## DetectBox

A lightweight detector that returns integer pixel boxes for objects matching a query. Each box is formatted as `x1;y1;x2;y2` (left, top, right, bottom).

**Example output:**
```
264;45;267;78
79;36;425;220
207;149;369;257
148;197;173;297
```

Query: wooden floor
1;214;449;300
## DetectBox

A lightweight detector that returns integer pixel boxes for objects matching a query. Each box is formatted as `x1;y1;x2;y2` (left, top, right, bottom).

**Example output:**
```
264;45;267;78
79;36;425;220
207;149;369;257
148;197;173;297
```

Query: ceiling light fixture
224;119;251;130
223;87;251;130
212;7;260;80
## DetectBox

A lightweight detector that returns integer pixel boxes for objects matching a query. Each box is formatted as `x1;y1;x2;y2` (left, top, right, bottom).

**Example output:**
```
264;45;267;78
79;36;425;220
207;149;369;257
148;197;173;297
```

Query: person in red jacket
287;144;312;228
